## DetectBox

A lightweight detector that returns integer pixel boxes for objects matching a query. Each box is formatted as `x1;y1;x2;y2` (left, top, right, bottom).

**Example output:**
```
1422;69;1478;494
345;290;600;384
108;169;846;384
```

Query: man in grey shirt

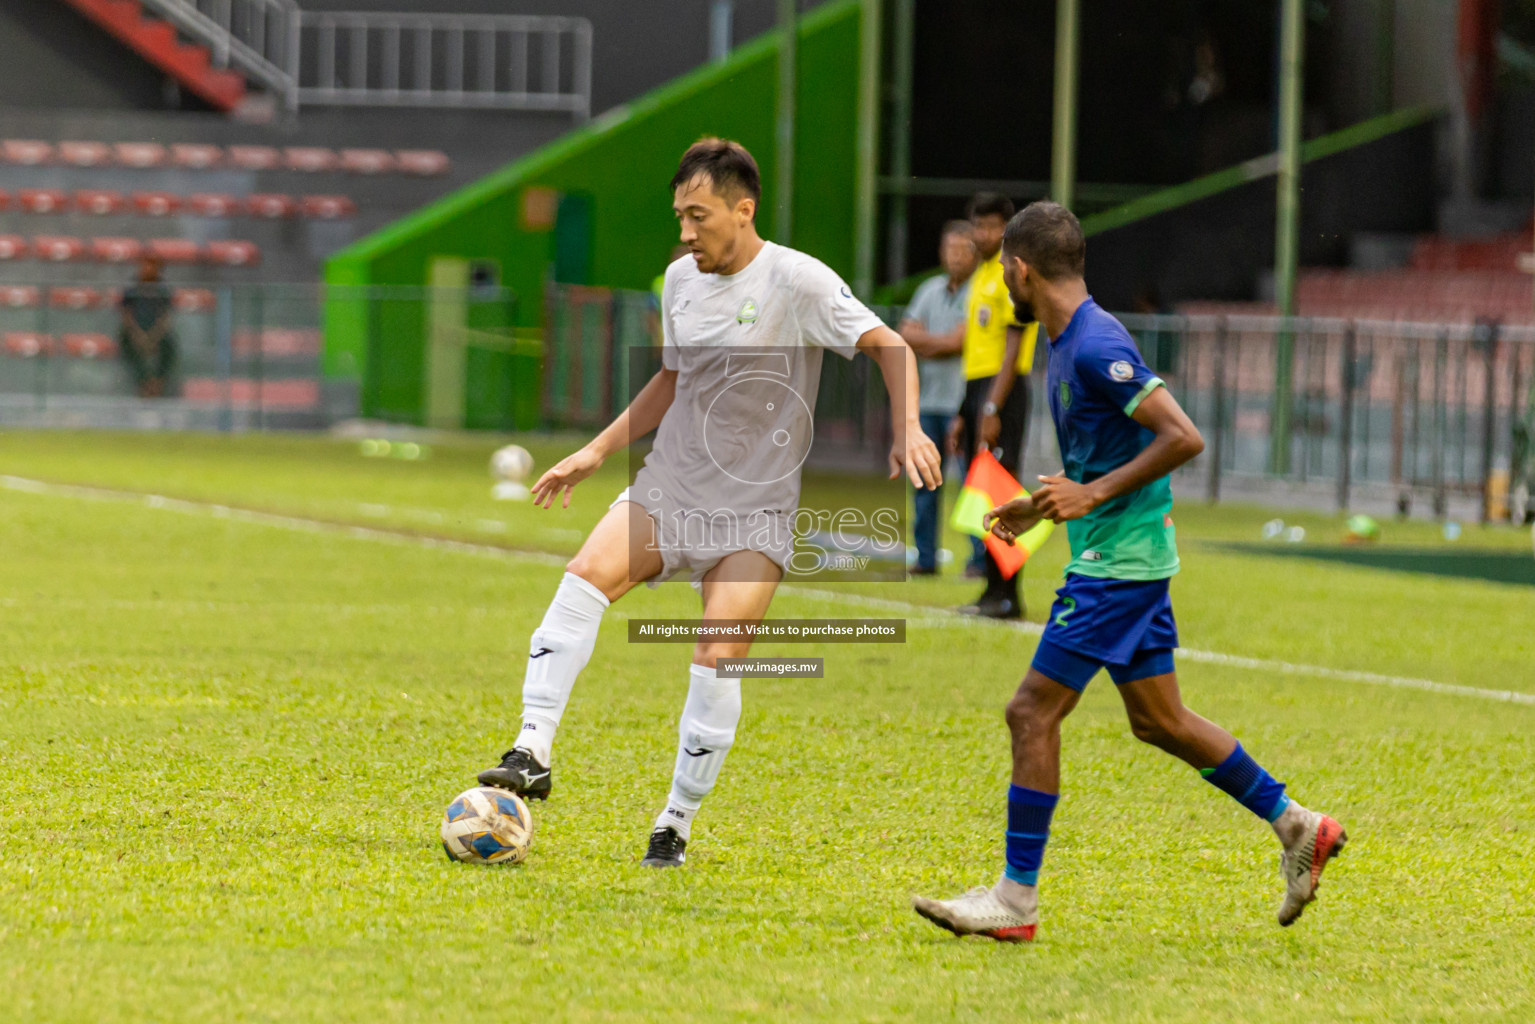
898;221;978;574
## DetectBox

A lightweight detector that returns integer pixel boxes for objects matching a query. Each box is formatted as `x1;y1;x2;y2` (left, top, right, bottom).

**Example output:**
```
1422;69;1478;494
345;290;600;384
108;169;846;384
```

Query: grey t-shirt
903;274;968;415
120;282;173;333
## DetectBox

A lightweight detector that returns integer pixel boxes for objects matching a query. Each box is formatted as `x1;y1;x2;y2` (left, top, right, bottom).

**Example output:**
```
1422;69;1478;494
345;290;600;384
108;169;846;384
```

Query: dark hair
966;191;1015;221
670;137;761;216
1001;200;1085;280
940;219;974;241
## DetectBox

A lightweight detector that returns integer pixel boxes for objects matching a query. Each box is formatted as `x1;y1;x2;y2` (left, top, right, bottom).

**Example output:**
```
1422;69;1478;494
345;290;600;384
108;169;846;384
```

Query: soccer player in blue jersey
912;202;1346;942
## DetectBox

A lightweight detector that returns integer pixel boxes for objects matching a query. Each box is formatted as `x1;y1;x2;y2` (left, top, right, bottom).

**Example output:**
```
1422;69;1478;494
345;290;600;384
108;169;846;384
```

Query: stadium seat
0;189;9;211
91;237;144;263
284;147;339;172
227;145;280;170
132;191;182;216
300;195;356;220
395;150;451;175
62;333;116;359
18;189;70;214
147;238;200;264
233;327;320;356
246;193;297;219
59;140;113;167
170;143;223;169
114;142;167;168
1;140;53;165
0;285;40;308
49;286;102;310
32;236;86;262
188;193;243;217
76;189;128;215
172;288;217;312
0;236;27;260
340;148;395;174
204;239;261;266
4;332;54;357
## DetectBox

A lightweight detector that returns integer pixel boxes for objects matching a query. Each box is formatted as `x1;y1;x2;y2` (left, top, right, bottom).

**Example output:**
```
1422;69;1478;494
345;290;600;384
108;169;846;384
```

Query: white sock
992;876;1038;916
655;663;741;841
514;572;609;764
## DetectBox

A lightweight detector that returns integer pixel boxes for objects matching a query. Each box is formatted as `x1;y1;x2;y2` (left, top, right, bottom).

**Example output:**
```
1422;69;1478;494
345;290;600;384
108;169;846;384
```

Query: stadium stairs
55;0;247;112
0;105;570;429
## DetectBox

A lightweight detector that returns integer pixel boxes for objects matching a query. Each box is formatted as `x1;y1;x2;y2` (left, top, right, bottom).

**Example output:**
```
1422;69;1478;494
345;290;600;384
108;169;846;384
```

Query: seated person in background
897;220;978;574
119;256;175;398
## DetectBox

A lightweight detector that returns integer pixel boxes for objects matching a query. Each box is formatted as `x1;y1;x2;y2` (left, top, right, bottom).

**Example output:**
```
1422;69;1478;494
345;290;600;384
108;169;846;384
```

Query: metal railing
295;12;592;117
541;285;1535;521
133;2;592;117
0;283;521;433
142;0;301;111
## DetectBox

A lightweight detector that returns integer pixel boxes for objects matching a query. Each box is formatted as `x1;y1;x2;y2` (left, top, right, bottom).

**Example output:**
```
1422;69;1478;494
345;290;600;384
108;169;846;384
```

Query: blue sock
1201;743;1290;822
1004;785;1058;886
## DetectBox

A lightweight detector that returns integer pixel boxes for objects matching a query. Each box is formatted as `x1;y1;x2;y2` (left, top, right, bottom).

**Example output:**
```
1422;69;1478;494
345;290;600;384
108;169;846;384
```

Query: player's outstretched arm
855;325;943;490
1032;386;1203;523
531;368;679;508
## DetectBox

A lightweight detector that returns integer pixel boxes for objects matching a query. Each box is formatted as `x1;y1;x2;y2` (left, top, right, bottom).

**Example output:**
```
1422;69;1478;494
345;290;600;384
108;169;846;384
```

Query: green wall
323;0;865;427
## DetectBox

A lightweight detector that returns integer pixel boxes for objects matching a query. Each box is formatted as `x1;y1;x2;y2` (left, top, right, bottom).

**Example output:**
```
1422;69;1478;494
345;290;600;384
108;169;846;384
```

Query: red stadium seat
284;147;338;172
148;238;201;264
18;189;70;214
132;191;182;216
340;148;395;174
204;239;261;266
395;150;451;175
0;286;41;308
75;189;128;215
173;288;217;312
32;236;87;262
0;236;27;260
63;333;117;359
171;143;224;169
188;193;243;217
1;140;53;165
4;332;54;357
114;142;167;168
227;145;280;170
49;286;103;310
0;189;9;211
91;237;144;263
246;193;297;219
300;194;356;220
58;141;112;167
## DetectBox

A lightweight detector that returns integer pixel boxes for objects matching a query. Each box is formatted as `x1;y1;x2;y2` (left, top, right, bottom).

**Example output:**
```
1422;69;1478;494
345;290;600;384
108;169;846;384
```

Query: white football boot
1274;801;1348;926
912;884;1038;943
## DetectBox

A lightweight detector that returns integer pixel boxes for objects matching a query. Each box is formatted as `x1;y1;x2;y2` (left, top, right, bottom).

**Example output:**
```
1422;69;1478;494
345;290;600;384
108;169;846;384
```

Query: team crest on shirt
736;297;759;324
1058;381;1072;409
1110;360;1134;381
977;307;992;327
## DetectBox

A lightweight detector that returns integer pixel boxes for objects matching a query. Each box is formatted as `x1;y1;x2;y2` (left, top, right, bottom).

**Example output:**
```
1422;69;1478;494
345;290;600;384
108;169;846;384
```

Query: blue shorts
1031;573;1179;691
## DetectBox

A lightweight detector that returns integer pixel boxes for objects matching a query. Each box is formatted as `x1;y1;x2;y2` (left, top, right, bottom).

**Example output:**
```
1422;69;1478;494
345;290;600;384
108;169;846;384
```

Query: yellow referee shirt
962;253;1038;380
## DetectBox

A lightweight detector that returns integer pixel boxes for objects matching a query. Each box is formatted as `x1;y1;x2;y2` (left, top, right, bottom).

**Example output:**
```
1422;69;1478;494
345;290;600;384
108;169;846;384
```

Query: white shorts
612;469;793;590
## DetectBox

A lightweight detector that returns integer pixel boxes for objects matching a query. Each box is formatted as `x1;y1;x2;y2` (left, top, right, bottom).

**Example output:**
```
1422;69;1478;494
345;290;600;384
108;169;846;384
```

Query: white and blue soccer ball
440;786;534;865
491;444;534;483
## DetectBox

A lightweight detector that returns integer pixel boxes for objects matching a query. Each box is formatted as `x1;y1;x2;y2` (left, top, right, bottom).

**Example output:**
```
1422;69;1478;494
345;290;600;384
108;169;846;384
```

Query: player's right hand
531;446;605;509
983;495;1041;546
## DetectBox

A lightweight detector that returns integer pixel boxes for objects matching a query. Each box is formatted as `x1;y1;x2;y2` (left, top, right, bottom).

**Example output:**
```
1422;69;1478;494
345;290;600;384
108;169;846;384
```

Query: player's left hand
1031;473;1100;523
891;426;943;490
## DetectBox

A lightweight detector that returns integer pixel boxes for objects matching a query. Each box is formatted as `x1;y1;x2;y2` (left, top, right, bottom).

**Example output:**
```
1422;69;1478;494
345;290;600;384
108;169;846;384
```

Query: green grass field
2;431;1532;1023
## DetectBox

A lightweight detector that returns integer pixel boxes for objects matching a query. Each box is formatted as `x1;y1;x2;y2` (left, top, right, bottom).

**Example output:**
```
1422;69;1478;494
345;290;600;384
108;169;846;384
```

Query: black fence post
1208;317;1226;504
1337;321;1356;512
1480;319;1500;524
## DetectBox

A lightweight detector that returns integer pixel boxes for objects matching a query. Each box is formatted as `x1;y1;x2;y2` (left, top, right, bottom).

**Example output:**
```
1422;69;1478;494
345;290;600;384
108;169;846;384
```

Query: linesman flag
948;449;1054;579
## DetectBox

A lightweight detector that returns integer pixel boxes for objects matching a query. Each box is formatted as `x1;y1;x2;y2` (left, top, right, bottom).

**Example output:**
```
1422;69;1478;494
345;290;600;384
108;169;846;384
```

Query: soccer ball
491;444;534;483
440;786;534;865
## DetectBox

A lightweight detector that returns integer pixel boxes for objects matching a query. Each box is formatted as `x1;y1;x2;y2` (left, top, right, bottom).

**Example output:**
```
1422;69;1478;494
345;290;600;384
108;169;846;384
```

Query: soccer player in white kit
477;138;943;866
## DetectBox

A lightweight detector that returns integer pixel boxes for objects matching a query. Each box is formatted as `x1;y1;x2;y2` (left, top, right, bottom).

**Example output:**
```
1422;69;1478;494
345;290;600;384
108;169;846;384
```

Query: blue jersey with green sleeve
1044;298;1179;580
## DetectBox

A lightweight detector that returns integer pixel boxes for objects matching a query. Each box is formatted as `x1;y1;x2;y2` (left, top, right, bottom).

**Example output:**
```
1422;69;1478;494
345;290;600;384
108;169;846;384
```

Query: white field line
5;474;1533;708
